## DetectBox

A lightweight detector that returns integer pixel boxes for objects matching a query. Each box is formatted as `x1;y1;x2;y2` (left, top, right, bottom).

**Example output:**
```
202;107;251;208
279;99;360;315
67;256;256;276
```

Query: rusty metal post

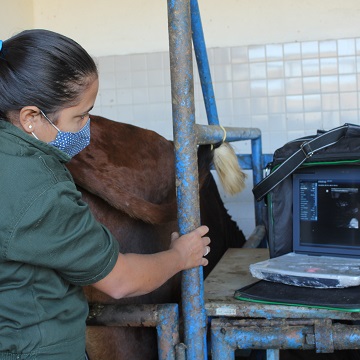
157;304;181;360
87;303;180;360
196;125;261;144
211;318;360;359
167;0;207;359
211;319;311;360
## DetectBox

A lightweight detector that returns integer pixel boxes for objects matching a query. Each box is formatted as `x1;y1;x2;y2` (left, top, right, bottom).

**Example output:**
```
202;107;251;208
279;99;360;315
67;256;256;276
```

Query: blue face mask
40;110;91;158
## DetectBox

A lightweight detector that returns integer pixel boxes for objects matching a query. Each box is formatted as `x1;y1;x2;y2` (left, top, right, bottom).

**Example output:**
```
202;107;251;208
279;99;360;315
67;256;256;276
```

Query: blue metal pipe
191;0;219;125
157;304;180;360
167;0;207;359
251;137;264;226
196;124;261;144
191;0;270;228
211;319;360;359
237;154;273;171
211;322;312;359
267;350;280;360
211;328;235;360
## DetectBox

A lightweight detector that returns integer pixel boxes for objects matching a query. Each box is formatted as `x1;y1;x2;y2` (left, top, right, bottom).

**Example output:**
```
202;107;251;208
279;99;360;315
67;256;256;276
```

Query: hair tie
0;40;2;52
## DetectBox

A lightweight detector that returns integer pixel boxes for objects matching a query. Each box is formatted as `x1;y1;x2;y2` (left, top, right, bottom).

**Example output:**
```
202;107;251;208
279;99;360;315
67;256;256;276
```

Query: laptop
250;166;360;288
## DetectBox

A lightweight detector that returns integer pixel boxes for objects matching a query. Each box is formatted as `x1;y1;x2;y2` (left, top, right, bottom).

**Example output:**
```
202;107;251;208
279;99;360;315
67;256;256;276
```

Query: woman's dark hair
0;29;98;120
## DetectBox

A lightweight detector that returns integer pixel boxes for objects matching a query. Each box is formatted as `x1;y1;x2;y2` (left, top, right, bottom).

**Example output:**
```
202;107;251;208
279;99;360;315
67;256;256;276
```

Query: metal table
205;248;360;359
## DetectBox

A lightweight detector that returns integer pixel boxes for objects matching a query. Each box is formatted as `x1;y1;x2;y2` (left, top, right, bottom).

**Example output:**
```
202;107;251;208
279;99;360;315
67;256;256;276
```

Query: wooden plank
204;248;360;320
205;248;269;302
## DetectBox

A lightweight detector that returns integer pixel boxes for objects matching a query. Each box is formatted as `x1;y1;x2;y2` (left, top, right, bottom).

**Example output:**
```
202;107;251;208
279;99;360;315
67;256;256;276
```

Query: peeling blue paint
167;0;207;358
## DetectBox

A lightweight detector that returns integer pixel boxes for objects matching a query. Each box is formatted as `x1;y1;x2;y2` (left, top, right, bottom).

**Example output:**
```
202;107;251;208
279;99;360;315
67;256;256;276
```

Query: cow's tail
198;142;247;195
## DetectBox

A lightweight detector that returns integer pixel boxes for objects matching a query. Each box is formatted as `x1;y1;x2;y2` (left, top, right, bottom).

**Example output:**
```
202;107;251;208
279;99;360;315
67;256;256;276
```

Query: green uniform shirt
0;120;120;359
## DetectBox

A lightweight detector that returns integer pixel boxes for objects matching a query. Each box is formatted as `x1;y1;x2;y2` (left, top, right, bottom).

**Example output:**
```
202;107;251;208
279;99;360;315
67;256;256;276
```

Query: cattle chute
168;0;265;358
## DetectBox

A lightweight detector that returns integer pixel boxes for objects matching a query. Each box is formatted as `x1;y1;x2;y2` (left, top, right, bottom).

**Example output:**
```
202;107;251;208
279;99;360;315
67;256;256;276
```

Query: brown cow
66;115;246;359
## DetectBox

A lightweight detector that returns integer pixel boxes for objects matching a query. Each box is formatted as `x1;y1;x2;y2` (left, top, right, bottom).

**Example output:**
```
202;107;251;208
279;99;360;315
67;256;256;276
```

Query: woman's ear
19;106;41;134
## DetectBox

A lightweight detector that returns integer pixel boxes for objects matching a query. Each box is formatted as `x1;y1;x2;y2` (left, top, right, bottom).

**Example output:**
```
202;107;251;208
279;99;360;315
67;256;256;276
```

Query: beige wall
1;0;33;38
1;0;360;56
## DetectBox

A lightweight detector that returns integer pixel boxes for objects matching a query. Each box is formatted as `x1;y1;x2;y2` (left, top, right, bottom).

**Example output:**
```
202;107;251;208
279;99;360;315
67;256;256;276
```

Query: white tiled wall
93;37;360;238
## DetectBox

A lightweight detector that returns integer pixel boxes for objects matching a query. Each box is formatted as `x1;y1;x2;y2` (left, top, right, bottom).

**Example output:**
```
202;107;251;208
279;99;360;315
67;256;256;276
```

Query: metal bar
267;349;280;360
157;304;181;360
211;318;360;358
192;0;270;228
206;301;360;320
87;303;180;360
211;322;314;355
251;137;263;190
196;125;271;171
263;154;273;168
175;343;187;360
251;136;264;226
191;0;219;125
196;124;267;226
87;303;159;327
211;326;236;360
167;0;207;359
237;154;273;171
196;124;261;144
331;323;360;350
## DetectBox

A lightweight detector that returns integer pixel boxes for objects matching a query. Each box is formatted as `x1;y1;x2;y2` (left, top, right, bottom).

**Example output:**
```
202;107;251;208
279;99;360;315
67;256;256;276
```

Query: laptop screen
293;166;360;257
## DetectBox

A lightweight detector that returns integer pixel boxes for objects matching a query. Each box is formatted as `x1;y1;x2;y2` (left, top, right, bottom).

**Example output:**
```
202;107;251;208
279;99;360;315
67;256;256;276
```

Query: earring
29;125;33;129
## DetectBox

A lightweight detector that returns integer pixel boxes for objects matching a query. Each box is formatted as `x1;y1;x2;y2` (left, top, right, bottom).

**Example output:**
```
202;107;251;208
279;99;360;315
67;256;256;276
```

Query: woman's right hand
169;225;211;270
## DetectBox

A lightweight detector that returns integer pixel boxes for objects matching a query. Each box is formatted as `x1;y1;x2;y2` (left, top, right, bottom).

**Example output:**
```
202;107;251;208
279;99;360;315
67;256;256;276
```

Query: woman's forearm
92;226;210;299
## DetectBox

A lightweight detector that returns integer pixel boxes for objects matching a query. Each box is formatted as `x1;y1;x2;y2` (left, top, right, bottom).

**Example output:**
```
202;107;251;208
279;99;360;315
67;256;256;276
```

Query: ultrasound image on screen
299;179;360;249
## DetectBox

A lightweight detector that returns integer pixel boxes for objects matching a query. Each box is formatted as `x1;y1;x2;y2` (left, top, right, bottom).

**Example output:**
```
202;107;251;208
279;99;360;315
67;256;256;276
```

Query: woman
0;29;210;360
